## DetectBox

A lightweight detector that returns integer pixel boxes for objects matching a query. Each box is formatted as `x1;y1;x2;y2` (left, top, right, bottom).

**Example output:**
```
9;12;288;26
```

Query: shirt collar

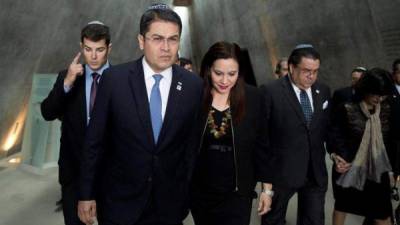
288;73;312;94
85;61;110;77
142;57;172;82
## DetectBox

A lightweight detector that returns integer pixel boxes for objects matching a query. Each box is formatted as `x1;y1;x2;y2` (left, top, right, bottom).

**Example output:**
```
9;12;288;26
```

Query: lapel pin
316;89;320;94
177;82;182;91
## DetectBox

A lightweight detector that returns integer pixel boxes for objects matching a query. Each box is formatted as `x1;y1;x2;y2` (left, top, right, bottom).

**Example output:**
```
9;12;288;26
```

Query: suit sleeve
184;79;203;181
326;102;349;160
40;71;68;121
79;70;112;200
254;85;274;183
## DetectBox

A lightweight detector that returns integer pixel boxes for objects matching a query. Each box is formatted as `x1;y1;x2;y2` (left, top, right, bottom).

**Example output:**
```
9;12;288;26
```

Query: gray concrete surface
1;1;400;162
190;0;400;87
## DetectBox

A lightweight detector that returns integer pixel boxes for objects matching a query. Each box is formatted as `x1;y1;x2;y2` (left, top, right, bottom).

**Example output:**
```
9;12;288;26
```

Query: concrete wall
0;0;175;158
1;0;400;159
190;0;399;87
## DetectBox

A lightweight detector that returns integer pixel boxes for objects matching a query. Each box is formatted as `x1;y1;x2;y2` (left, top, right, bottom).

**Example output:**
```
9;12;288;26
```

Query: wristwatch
262;188;274;197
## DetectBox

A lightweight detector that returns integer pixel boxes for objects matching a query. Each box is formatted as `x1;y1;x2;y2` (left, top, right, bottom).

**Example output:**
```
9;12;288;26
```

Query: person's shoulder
107;60;138;73
314;80;329;89
173;64;202;86
56;69;68;78
259;78;284;93
333;86;351;95
313;81;331;95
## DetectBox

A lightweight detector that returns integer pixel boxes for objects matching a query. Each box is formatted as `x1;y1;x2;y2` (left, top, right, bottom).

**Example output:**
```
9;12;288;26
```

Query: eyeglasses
144;35;180;46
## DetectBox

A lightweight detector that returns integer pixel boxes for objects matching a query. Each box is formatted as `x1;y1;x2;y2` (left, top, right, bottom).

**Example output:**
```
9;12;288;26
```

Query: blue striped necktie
150;74;163;143
300;90;313;126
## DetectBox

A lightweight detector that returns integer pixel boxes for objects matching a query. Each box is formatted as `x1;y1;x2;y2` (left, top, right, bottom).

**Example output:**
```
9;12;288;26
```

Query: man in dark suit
41;21;112;225
330;66;366;111
77;3;203;225
260;45;331;225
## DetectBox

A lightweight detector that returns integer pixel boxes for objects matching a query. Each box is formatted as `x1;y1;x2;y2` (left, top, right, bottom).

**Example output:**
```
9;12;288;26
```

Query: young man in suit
41;21;112;225
260;44;331;225
78;3;203;225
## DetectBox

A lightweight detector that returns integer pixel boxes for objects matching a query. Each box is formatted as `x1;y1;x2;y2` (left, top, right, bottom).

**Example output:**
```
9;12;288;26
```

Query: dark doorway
240;49;257;86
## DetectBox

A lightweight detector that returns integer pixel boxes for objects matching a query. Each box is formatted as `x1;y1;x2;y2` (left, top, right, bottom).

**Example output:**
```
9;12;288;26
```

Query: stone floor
0;155;366;225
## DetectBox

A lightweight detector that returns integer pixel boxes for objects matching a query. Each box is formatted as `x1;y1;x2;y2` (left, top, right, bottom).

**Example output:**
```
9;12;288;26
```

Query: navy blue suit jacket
41;69;88;186
79;58;203;224
260;76;331;189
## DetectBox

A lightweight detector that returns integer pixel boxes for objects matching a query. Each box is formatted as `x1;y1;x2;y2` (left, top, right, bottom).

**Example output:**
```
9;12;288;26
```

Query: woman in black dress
328;68;397;225
190;41;273;225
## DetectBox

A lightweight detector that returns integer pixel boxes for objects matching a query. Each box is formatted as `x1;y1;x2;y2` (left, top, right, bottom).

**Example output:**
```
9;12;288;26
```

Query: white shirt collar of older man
142;57;172;120
396;84;400;95
288;75;314;112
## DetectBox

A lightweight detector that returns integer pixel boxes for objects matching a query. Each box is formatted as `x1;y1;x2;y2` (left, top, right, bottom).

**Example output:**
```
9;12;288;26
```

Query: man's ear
108;43;112;53
289;64;294;75
138;34;144;50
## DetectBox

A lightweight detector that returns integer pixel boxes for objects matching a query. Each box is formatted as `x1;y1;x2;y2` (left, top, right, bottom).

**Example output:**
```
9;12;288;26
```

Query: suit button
147;176;152;182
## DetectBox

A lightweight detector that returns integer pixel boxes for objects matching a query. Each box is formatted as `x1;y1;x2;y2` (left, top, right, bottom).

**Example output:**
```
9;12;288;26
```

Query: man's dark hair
288;47;321;67
392;58;400;73
179;57;192;67
140;3;182;36
81;23;111;45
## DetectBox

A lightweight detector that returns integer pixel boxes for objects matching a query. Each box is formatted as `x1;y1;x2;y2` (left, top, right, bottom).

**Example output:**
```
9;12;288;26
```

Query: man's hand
332;153;351;173
258;192;272;215
78;200;96;225
64;52;84;87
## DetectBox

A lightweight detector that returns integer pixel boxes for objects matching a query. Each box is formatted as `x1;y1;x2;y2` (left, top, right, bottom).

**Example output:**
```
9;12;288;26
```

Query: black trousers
261;179;326;225
100;219;182;225
99;193;183;225
191;192;253;225
61;182;85;225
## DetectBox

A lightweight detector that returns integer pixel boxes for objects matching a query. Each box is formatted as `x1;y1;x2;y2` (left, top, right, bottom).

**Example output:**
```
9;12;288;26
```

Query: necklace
207;108;231;139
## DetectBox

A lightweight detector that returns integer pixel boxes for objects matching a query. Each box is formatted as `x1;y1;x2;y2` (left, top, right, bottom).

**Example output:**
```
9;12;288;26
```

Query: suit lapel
157;65;183;147
74;71;87;131
281;76;307;126
128;60;156;147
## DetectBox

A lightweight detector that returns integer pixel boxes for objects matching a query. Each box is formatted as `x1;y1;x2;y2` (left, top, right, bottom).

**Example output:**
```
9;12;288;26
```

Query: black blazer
260;76;331;189
79;58;203;224
388;86;400;176
41;69;88;186
194;85;269;197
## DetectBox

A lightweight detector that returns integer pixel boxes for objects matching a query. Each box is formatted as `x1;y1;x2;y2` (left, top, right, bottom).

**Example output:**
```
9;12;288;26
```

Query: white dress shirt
142;57;172;120
289;76;314;112
396;84;400;95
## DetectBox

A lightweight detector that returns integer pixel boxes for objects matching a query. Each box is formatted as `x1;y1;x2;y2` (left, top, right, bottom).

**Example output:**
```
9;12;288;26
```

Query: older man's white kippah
355;66;367;71
294;44;314;50
87;20;105;25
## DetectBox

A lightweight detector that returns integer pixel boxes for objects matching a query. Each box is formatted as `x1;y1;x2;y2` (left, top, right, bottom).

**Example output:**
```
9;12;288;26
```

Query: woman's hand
258;192;272;215
332;153;351;173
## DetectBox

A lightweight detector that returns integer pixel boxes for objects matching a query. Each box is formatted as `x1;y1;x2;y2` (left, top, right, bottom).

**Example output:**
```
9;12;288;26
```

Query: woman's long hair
199;41;246;124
